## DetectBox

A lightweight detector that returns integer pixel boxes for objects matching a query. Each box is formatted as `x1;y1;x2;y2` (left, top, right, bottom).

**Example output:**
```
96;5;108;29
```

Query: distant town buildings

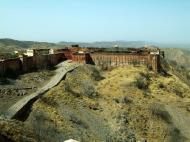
24;49;50;56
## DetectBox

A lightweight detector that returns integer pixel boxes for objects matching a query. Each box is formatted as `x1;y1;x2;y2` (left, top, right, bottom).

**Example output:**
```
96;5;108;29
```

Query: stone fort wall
72;52;161;72
0;48;162;76
0;53;66;76
0;58;22;76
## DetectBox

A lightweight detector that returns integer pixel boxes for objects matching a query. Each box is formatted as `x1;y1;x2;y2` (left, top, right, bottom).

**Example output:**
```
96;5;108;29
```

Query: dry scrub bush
134;76;149;90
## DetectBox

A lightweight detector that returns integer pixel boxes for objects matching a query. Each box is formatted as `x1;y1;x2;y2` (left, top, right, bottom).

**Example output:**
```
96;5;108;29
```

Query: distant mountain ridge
0;39;159;52
0;38;56;47
0;38;190;51
0;38;58;52
58;41;154;48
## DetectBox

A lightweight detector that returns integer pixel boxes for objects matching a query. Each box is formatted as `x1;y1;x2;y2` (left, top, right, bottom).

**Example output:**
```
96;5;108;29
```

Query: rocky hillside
163;48;190;85
163;48;190;69
0;64;190;142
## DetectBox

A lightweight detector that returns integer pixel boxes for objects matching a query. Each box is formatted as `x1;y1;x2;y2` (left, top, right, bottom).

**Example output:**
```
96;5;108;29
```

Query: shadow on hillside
0;66;57;85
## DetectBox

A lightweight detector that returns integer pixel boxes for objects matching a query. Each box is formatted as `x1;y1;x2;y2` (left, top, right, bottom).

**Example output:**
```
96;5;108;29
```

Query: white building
24;49;34;56
24;49;50;56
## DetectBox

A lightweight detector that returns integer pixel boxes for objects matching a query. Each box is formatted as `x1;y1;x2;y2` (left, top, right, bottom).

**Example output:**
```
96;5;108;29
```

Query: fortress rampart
71;48;163;72
0;46;163;76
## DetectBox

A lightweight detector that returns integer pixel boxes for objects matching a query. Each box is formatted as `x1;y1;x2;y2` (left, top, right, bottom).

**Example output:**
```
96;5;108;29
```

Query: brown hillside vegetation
0;64;190;142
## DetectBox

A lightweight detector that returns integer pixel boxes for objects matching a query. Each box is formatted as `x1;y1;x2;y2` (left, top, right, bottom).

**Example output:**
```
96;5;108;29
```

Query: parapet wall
72;54;86;64
0;58;22;76
91;53;148;66
72;52;161;72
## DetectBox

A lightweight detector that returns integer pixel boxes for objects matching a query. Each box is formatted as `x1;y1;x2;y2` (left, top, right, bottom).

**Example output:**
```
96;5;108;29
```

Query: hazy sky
0;0;190;43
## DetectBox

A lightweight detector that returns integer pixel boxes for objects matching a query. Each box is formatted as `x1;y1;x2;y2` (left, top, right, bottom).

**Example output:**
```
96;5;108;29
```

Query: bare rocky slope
0;64;190;142
163;48;190;69
163;48;190;85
